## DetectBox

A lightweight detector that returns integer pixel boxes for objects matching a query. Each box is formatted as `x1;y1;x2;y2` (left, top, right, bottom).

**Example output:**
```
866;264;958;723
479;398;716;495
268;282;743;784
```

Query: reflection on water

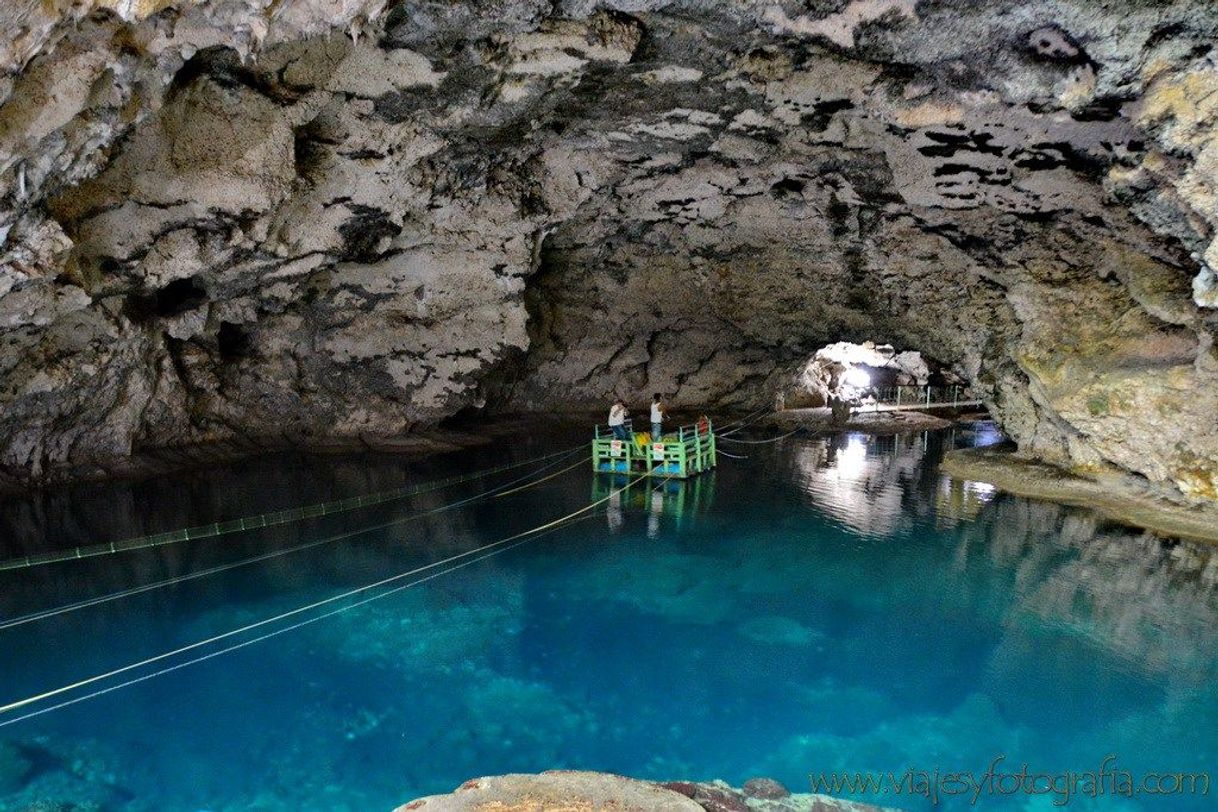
789;427;1218;685
961;499;1218;680
792;426;1007;536
936;476;998;524
592;474;717;538
1;421;1216;811
790;431;967;537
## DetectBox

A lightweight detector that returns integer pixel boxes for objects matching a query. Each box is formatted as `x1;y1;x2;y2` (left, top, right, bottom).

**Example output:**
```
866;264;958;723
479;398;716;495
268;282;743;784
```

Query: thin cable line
717;407;770;437
0;450;588;632
718;406;767;429
0;445;585;572
0;471;648;718
492;456;590;498
718;427;803;444
0;512;601;729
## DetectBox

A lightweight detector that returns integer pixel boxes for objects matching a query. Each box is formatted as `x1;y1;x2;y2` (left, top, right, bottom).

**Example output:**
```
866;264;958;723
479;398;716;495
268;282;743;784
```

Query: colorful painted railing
592;419;716;478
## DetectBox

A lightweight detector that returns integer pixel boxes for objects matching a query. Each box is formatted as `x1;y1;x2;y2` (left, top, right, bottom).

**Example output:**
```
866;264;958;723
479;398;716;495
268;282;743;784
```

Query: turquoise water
1;422;1215;811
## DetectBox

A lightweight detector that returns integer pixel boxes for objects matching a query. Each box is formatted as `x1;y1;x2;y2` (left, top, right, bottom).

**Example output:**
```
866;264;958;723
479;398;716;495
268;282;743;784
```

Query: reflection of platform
592;473;716;531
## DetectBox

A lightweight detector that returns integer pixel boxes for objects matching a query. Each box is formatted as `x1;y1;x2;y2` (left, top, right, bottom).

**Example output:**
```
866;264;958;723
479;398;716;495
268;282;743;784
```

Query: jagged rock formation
2;0;1218;502
397;770;886;811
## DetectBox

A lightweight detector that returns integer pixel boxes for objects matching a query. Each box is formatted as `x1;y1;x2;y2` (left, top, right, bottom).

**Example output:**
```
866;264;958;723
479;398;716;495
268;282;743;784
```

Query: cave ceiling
0;0;1216;500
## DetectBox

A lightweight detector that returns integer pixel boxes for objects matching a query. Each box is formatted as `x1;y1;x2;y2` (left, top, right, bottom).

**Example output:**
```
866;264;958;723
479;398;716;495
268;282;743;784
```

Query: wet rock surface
398;771;888;811
941;444;1218;543
1;0;1217;506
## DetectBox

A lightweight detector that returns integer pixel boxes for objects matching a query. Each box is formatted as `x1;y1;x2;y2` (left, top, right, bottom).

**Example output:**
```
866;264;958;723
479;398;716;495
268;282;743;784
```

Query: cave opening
778;340;980;420
153;278;208;318
122;277;209;323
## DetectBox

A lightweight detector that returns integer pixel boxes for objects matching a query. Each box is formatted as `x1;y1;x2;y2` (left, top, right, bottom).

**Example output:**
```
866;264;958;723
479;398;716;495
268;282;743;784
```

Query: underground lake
1;421;1214;810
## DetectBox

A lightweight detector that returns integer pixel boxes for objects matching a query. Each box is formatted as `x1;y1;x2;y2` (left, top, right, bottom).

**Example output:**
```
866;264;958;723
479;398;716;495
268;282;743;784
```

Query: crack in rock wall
2;0;1218;502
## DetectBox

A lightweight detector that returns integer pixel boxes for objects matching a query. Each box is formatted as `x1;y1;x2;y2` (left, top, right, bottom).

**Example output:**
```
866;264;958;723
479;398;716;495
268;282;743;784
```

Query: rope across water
0;468;650;726
715;407;770;437
0;444;585;572
0;450;590;632
0;519;595;729
718;427;803;445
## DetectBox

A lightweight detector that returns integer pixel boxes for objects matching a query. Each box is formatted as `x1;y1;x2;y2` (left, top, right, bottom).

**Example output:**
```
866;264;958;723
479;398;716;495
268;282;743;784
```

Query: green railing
592;419;716;478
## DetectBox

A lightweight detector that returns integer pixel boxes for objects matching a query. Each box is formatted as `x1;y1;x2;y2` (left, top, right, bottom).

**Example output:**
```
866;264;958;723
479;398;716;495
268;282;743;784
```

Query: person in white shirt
650;393;665;441
608;398;630;441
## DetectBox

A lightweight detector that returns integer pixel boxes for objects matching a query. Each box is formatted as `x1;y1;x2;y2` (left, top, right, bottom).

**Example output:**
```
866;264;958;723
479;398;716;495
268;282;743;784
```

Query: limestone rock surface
1;0;1218;502
397;771;887;812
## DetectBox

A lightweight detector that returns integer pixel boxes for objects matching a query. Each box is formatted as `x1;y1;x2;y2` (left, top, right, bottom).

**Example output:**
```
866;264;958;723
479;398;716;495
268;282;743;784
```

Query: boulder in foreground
396;771;892;812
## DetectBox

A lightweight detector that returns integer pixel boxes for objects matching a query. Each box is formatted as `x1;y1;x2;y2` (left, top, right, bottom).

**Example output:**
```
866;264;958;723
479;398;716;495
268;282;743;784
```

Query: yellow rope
0;452;590;632
0;515;598;729
0;470;648;721
0;445;585;572
492;456;591;498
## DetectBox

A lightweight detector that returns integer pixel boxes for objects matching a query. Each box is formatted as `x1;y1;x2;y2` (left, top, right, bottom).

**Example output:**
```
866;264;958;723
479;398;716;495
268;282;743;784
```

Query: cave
778;341;956;408
2;1;1218;809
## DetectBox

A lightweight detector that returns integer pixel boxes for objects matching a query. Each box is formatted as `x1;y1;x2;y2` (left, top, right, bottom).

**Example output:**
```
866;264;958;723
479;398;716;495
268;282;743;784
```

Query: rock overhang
0;0;1215;504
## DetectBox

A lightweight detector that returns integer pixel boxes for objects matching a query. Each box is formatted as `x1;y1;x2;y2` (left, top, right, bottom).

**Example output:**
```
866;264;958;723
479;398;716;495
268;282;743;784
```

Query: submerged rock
400;772;703;811
742;777;791;800
0;739;33;795
0;734;133;812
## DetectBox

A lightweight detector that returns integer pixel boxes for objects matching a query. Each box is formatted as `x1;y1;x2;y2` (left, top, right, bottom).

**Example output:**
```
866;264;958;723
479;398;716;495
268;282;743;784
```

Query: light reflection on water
789;428;1002;540
791;432;936;538
0;422;1215;811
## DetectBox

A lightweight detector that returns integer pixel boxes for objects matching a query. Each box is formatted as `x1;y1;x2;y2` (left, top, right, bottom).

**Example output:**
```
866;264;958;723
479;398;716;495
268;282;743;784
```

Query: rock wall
2;0;1218;501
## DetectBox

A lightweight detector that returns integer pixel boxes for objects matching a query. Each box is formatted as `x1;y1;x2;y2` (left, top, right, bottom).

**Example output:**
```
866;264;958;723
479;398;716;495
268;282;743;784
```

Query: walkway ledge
942;447;1218;545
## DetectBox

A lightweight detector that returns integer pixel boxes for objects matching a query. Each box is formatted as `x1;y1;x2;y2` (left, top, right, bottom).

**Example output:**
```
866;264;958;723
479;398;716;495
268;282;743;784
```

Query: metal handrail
677;418;712;441
858;384;978;410
594;418;716;442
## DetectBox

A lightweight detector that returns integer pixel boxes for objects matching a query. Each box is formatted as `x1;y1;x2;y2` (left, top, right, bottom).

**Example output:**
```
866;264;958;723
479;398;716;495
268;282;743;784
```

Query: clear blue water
1;422;1215;811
